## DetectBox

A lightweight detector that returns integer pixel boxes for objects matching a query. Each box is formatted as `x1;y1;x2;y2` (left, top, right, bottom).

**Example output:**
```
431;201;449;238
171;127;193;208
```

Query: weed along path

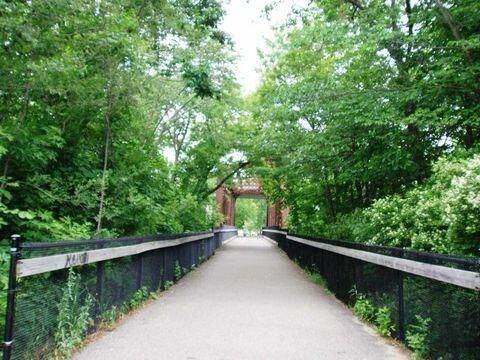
75;236;408;360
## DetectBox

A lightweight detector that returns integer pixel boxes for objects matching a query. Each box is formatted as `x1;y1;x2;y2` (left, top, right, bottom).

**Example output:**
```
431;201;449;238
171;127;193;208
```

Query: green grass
307;271;328;288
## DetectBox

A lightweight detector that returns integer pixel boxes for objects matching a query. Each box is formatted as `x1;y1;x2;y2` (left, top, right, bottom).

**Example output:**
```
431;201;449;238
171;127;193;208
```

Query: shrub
351;290;396;339
54;269;92;358
0;246;9;332
375;306;395;337
129;287;151;309
174;260;182;281
353;294;376;322
164;280;174;290
359;153;480;256
101;306;122;330
406;315;431;359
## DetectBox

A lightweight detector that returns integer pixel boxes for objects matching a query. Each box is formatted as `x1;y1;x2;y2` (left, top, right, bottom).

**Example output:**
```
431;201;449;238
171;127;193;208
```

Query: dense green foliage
406;315;432;359
0;247;7;331
251;0;480;256
2;0;477;260
355;153;480;254
0;0;245;339
0;0;244;241
234;198;267;231
0;1;478;358
251;4;480;356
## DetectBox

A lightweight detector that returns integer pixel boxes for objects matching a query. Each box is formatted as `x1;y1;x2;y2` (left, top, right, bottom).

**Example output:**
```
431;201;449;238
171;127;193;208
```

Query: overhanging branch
344;0;364;10
203;161;250;198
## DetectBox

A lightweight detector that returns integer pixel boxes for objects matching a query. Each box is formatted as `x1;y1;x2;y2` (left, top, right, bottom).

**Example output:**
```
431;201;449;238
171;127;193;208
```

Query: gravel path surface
75;236;408;360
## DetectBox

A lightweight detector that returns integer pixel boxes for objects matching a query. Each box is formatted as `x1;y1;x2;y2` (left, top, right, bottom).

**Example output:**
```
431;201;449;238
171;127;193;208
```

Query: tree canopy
247;0;480;256
1;1;479;355
0;0;245;241
1;0;479;253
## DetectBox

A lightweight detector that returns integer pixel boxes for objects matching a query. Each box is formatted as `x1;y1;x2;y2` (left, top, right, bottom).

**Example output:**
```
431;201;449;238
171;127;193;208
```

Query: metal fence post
162;249;167;288
3;234;21;360
137;254;144;290
93;238;105;328
190;241;194;267
397;271;405;341
94;261;104;327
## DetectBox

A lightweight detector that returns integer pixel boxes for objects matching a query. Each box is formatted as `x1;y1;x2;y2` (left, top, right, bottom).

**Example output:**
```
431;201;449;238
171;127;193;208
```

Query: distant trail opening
234;197;268;232
215;178;288;228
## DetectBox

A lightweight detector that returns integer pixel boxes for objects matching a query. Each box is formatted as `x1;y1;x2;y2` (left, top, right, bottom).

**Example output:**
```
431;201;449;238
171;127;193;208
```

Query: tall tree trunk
96;78;114;235
433;0;479;148
433;0;470;60
324;173;336;221
355;181;363;208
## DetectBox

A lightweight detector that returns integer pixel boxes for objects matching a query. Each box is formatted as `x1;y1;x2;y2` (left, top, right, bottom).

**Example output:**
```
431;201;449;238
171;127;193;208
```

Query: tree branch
153;94;195;136
203;161;250;198
433;0;472;63
344;0;364;10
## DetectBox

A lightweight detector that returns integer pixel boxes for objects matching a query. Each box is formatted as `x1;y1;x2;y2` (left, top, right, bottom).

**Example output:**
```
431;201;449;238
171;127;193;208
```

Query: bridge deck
75;236;408;359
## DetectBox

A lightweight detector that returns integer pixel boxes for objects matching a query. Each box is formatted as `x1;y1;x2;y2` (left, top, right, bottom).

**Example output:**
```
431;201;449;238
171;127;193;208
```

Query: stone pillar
267;204;279;227
215;187;228;224
227;192;236;225
280;208;290;228
267;203;287;227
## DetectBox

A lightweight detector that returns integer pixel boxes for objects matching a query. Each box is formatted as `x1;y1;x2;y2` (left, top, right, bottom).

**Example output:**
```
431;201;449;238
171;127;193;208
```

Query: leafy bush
54;269;92;358
406;315;431;359
129;287;152;309
351;289;395;338
358;153;480;256
323;210;367;241
18;211;92;242
375;306;395;337
174;260;182;282
0;246;8;332
164;280;174;290
352;294;376;322
101;306;122;330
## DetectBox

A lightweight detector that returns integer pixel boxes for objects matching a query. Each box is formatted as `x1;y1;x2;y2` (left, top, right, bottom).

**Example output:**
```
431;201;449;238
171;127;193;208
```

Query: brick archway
215;178;288;228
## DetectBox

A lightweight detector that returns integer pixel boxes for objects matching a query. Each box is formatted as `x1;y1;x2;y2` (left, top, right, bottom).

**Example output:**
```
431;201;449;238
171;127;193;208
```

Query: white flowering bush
443;155;480;255
359;154;480;256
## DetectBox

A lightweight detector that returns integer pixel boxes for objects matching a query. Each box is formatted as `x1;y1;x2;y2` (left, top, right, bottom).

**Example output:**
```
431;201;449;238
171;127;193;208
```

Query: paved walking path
76;236;408;360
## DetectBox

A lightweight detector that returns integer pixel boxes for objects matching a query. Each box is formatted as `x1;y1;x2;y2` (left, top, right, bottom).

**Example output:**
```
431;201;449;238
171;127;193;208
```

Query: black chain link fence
3;228;237;360
263;227;480;360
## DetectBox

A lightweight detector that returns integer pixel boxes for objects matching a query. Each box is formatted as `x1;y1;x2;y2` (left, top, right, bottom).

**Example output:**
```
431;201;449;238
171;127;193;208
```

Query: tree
248;0;480;252
0;0;240;240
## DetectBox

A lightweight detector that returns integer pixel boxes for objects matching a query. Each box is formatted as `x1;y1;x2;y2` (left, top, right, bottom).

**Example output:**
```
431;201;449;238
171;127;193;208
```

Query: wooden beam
17;233;213;278
213;228;238;233
286;235;480;291
262;229;287;235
